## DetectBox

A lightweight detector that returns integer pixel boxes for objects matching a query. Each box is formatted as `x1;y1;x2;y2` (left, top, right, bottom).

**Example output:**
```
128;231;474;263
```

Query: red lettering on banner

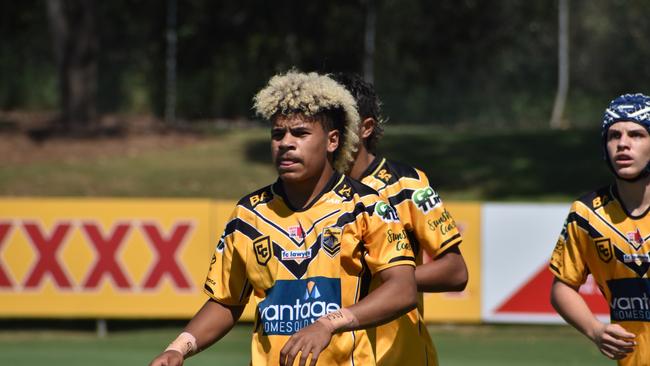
0;222;13;287
23;222;72;289
81;223;132;289
141;223;192;289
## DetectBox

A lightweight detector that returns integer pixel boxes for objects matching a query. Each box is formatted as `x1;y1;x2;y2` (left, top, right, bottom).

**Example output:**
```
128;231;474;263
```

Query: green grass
0;126;612;201
0;324;609;365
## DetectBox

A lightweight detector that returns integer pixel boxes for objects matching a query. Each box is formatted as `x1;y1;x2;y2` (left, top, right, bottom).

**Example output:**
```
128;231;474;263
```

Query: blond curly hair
253;70;360;174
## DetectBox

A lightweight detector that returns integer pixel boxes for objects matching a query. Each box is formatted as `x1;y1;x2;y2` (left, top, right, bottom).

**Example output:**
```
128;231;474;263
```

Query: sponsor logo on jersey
336;184;352;199
427;208;457;235
288;225;304;241
594;238;613;263
321;227;341;257
374;201;399;223
249;191;271;207
282;249;312;262
253;236;272;265
624;253;650;265
375;168;393;183
258;277;341;335
608;278;650;322
412;187;441;214
626;228;645;250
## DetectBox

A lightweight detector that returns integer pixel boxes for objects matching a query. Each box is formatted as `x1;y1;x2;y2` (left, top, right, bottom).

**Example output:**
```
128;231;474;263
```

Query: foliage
2;1;650;128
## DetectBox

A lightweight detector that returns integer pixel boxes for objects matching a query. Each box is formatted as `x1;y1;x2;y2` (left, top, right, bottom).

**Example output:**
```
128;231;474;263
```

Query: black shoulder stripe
567;212;602;239
224;218;262;241
388;188;415;207
335;202;370;227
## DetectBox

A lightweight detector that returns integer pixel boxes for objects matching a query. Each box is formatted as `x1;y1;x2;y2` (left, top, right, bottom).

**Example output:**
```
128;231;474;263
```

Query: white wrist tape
165;331;197;357
316;308;359;333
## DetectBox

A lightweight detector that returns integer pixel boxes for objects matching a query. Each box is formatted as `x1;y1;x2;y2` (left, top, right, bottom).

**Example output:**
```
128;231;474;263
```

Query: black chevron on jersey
272;239;322;279
613;245;650;277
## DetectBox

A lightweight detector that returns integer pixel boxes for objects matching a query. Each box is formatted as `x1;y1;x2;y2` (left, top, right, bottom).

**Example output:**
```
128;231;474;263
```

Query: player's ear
360;118;375;139
327;129;340;153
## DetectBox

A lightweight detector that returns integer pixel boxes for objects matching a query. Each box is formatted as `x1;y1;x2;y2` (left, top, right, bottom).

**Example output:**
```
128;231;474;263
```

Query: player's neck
615;176;650;216
282;166;335;210
348;144;375;180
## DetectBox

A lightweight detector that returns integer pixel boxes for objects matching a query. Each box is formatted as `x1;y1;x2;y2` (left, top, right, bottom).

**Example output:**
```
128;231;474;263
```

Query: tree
550;0;569;129
45;0;98;134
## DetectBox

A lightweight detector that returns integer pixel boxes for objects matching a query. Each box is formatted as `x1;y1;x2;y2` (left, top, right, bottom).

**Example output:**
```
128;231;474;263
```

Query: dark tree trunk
46;0;98;135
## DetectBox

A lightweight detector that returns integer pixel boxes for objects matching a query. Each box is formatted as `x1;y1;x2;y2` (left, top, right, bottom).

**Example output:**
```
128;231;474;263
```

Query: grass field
0;126;612;201
0;324;610;365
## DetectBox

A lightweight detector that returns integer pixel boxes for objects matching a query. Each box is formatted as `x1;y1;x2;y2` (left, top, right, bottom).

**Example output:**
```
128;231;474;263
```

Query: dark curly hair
329;73;385;153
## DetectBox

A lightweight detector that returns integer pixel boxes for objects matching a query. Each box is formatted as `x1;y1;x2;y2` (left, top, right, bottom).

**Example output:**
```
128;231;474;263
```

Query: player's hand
148;350;184;366
280;321;333;366
592;323;636;360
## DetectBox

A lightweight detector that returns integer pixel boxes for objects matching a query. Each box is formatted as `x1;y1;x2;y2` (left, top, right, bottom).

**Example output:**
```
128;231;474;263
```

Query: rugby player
550;93;650;365
331;73;468;365
149;71;417;366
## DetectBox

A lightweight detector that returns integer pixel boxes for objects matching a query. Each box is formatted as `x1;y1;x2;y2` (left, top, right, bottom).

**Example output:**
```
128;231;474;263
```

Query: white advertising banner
481;203;609;323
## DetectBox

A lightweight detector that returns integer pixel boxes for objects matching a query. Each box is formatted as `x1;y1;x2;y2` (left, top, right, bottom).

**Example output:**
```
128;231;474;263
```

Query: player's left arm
416;245;467;292
401;173;467;292
280;265;417;366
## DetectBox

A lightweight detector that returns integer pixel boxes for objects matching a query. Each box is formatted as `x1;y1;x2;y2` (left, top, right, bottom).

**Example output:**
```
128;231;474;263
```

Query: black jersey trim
567;211;603;239
272;172;342;212
388;188;415;207
439;233;462;249
225;218;263;241
611;185;650;219
613;245;650;277
388;256;416;263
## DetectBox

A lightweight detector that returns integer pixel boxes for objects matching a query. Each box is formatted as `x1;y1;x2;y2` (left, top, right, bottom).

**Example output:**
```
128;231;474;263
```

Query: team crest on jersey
254;236;273;265
595;238;613;263
626;228;644;250
288;225;305;241
374;201;399;223
321;227;342;257
412;186;441;214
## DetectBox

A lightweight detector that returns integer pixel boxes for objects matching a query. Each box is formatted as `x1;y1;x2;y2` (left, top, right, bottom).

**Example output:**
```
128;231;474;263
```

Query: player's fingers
603;333;636;348
308;347;321;366
297;346;311;366
607;324;636;340
282;339;302;366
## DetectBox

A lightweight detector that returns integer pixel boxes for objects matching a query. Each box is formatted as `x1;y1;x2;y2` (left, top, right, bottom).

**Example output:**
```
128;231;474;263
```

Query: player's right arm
150;206;253;366
549;203;635;360
149;300;245;366
550;278;635;360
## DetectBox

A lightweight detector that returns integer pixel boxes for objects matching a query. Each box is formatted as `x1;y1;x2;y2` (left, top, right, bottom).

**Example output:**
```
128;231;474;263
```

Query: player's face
606;121;650;179
271;114;339;184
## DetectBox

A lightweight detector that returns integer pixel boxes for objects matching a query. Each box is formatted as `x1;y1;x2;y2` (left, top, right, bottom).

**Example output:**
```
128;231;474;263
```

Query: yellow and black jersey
204;172;415;366
550;185;650;366
360;157;463;366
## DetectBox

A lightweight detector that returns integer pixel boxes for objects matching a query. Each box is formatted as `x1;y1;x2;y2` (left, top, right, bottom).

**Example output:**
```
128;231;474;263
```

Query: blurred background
1;1;647;365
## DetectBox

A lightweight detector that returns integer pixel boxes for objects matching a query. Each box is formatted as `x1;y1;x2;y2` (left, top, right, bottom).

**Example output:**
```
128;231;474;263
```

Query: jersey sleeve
204;206;252;306
397;171;462;258
362;198;416;274
549;201;590;287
